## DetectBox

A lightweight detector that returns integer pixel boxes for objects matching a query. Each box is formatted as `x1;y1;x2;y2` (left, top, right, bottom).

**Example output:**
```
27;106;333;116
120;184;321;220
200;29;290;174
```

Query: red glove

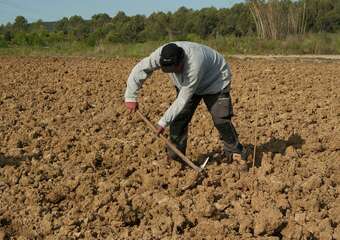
125;101;138;112
156;124;165;136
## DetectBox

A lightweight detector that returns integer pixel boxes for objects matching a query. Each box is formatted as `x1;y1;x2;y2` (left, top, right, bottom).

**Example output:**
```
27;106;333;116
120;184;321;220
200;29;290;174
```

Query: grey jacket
124;41;232;127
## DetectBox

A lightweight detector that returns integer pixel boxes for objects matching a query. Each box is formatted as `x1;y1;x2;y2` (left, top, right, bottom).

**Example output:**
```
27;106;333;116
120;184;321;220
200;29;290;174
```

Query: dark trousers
167;87;243;160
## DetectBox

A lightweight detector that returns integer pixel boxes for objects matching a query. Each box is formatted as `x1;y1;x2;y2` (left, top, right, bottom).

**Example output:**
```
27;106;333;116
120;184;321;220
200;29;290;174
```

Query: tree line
0;0;339;48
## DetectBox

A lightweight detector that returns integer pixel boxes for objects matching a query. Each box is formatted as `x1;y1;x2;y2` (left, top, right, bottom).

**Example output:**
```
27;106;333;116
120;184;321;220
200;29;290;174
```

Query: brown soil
0;56;339;239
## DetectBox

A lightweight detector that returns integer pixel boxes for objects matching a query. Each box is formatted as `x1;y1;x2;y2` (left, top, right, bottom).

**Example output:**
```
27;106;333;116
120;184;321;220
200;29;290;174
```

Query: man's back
167;41;232;95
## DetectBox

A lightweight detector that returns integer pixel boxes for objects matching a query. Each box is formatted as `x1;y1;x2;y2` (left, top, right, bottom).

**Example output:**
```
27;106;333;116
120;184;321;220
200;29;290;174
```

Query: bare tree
249;0;307;39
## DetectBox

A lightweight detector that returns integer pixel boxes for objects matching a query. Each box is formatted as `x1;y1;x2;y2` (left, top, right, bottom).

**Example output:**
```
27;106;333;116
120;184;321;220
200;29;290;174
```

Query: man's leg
168;91;201;161
203;87;244;160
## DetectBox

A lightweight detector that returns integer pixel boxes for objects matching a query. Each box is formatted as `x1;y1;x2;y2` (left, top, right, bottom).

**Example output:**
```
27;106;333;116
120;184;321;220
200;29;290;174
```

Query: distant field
1;33;340;57
232;54;340;60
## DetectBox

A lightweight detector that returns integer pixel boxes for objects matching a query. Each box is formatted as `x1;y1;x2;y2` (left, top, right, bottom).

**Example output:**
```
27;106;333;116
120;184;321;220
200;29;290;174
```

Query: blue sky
0;0;244;24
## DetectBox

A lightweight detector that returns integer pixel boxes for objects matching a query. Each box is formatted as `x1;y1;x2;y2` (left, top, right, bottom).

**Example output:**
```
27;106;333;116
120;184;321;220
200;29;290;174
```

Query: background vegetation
0;0;339;56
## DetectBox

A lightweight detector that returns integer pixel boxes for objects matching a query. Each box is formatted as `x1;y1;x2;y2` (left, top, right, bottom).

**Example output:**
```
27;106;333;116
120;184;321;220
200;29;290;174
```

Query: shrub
0;35;8;48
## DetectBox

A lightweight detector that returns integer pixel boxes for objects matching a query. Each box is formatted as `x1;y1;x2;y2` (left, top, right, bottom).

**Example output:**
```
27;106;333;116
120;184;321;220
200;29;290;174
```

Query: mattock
136;110;210;173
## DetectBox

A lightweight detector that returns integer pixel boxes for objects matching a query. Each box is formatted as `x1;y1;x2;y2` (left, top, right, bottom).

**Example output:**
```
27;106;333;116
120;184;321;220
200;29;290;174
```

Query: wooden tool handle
136;110;201;172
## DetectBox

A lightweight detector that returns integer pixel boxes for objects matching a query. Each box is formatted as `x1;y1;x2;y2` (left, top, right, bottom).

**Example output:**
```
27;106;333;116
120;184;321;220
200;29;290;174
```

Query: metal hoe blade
200;157;210;170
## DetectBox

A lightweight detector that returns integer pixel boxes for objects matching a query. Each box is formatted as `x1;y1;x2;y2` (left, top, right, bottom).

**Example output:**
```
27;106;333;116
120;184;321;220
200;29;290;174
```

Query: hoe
136;110;209;173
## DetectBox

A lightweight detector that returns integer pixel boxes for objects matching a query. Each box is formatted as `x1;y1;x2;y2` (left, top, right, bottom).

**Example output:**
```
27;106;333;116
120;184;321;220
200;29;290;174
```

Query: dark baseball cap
160;43;185;67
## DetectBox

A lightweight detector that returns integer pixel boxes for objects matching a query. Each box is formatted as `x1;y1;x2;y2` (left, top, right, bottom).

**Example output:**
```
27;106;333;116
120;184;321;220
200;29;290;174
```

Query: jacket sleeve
124;48;162;101
158;58;204;127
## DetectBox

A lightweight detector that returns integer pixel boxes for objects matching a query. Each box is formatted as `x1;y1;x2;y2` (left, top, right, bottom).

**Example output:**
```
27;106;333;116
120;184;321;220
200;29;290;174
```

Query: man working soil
124;41;252;163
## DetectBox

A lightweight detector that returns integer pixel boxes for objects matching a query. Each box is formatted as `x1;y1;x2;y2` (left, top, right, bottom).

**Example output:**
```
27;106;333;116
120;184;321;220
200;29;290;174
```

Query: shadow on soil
254;133;305;167
0;153;28;167
197;133;305;168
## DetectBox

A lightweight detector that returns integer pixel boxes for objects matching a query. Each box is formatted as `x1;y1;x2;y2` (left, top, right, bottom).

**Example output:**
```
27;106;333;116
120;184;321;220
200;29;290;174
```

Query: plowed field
0;56;339;239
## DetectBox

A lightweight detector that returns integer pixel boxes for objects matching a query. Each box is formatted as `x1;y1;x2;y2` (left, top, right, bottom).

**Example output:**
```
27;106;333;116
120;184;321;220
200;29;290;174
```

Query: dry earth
0;56;339;239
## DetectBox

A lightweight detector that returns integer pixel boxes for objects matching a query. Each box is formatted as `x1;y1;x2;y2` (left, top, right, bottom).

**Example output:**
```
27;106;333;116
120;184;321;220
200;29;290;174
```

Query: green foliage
12;32;28;45
0;0;339;53
299;33;339;53
91;13;111;29
304;0;340;32
45;31;65;44
194;8;220;38
30;20;46;32
4;31;13;42
68;15;90;40
229;3;255;36
169;7;195;38
141;12;170;40
107;14;145;43
13;16;28;32
26;32;46;46
55;17;69;34
185;33;202;42
0;35;8;48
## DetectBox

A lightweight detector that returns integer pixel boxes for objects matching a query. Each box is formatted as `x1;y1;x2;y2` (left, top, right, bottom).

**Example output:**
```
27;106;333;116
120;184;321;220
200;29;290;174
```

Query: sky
0;0;244;24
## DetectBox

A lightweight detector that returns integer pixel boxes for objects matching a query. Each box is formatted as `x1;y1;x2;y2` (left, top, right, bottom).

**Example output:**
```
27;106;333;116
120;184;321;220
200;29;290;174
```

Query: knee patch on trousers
211;96;234;125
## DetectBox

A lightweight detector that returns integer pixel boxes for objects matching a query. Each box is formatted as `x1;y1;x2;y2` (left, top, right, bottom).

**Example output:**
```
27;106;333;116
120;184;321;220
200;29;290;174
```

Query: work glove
156;124;165;136
125;101;138;112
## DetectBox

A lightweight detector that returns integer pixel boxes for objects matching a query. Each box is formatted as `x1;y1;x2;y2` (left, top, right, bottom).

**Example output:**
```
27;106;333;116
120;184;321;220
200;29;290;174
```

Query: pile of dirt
0;56;339;239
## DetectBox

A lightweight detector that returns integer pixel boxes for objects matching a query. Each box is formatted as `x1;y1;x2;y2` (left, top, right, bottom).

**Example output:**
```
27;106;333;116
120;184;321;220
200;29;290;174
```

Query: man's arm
157;86;196;127
158;59;204;127
124;48;162;102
